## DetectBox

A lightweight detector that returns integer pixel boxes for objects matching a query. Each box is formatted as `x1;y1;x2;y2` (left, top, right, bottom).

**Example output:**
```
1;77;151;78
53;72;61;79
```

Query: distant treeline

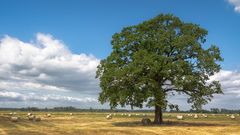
0;107;239;114
0;107;153;112
170;108;240;114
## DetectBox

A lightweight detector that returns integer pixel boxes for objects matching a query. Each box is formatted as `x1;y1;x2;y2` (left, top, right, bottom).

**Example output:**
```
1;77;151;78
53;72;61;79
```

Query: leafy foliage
96;14;223;110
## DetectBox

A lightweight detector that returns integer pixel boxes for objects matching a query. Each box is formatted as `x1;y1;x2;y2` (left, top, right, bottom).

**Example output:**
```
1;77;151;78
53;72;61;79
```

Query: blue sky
0;0;240;110
0;0;239;69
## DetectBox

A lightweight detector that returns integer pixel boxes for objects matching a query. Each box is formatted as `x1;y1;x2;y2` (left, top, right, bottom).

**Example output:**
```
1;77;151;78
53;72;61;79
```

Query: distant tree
210;108;220;113
27;107;40;111
53;106;76;111
89;107;93;112
96;14;223;124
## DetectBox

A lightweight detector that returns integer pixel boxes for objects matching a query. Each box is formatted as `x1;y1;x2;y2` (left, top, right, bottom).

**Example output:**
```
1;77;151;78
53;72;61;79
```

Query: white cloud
0;91;97;103
0;33;99;92
200;70;240;109
210;70;240;95
0;91;24;100
0;82;68;92
227;0;240;12
168;70;240;110
0;33;100;107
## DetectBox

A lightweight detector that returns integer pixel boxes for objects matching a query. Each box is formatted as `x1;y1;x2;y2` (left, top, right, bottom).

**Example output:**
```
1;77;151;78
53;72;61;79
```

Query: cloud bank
0;91;97;102
170;70;240;110
228;0;240;12
0;33;100;108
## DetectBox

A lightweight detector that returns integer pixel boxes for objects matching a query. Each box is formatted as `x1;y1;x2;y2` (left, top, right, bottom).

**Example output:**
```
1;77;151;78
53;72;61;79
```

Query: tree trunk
154;105;163;124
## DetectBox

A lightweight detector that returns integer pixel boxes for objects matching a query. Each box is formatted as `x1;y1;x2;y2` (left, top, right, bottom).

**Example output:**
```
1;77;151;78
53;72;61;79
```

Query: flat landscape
0;111;239;135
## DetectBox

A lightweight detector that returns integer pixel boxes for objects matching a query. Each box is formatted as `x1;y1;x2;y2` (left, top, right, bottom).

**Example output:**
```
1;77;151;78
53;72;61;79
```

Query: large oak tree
96;14;223;124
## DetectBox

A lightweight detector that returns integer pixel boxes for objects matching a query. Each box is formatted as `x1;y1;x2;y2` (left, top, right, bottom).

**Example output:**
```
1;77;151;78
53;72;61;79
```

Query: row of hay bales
9;112;17;115
226;114;239;118
106;113;239;120
176;114;203;120
143;113;239;125
177;113;238;120
105;113;146;119
105;113;239;125
8;112;20;122
7;112;57;122
120;113;147;117
106;113;147;119
9;112;52;122
8;112;75;122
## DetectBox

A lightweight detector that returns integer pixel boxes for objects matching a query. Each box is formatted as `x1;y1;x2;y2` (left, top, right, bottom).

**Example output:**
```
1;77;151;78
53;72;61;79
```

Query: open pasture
0;111;239;135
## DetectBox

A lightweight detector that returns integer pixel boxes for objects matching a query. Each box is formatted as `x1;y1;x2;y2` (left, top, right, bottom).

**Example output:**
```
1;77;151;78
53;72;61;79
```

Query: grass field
0;111;240;135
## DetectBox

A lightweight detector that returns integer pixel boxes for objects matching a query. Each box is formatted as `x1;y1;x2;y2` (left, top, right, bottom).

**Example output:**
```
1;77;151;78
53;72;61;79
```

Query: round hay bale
106;114;112;120
35;117;41;122
141;118;151;125
28;115;36;121
194;114;198;119
27;113;32;117
69;113;73;116
11;117;18;122
47;113;51;117
128;114;131;117
230;115;235;119
176;115;183;120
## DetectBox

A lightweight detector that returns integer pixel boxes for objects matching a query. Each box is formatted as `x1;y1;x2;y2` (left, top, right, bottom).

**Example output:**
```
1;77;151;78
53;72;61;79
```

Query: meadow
0;111;239;135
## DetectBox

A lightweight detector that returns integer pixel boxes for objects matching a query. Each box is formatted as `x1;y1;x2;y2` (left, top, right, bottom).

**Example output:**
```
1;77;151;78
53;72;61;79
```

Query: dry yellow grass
0;112;239;135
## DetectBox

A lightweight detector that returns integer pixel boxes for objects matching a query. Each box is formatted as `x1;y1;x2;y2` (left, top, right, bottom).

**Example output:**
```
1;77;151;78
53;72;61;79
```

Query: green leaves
96;14;223;111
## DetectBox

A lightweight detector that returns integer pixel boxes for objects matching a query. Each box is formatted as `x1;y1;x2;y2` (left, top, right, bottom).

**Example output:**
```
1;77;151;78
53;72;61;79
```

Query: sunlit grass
0;111;239;135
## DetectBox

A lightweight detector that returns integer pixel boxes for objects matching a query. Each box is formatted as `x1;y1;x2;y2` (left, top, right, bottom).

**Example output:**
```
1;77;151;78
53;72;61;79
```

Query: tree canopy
96;14;223;124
